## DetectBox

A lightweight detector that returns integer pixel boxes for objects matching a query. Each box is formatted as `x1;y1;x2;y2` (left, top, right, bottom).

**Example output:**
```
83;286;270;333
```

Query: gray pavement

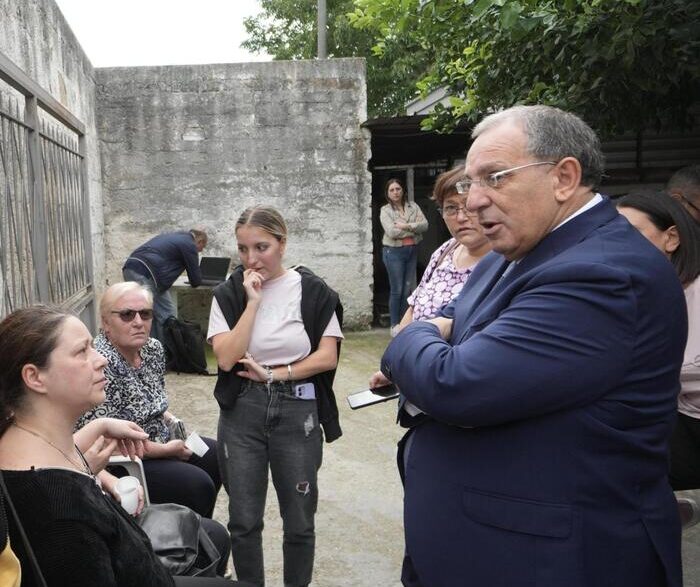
167;328;700;586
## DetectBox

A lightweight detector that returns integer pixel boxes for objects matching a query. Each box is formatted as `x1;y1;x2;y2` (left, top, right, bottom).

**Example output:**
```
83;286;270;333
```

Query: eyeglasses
455;161;557;194
439;203;477;218
111;309;154;322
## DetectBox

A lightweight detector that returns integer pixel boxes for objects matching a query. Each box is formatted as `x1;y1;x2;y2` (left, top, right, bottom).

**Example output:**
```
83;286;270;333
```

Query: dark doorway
364;116;473;326
370;165;460;325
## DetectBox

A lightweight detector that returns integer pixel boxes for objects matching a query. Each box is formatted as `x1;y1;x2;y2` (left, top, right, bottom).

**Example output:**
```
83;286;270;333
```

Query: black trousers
200;517;231;577
669;411;700;490
144;436;221;518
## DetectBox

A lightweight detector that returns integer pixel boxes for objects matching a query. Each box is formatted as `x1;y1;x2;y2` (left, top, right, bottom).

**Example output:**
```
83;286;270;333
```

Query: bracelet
287;364;293;381
264;365;273;384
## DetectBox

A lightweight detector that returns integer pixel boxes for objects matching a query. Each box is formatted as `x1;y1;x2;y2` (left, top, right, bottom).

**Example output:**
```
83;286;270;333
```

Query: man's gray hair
472;105;605;188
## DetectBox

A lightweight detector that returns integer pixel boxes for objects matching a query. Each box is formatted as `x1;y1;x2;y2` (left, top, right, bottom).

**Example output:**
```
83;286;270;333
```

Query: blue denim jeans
122;267;176;344
382;245;417;327
217;380;323;587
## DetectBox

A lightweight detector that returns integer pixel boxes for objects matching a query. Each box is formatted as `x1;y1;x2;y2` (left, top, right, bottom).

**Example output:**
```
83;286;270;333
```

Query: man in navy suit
382;105;687;587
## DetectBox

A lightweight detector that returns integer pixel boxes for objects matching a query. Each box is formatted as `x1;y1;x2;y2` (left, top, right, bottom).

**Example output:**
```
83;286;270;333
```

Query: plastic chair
108;455;151;505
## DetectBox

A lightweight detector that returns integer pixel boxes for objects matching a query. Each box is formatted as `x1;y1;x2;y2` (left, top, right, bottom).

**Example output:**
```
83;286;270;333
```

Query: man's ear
20;364;49;396
663;225;680;255
552;157;583;203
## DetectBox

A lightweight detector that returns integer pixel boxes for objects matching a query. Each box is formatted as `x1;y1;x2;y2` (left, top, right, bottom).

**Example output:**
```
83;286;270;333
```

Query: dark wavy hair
0;306;71;435
617;192;700;286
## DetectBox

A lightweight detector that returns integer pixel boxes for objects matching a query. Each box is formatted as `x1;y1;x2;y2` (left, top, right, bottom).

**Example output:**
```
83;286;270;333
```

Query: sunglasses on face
111;308;154;322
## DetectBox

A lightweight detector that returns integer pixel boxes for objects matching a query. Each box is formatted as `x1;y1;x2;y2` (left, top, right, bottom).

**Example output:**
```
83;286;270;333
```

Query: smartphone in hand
346;384;399;410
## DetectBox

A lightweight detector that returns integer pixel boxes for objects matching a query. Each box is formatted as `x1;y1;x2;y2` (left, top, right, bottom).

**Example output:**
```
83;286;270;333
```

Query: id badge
294;382;316;400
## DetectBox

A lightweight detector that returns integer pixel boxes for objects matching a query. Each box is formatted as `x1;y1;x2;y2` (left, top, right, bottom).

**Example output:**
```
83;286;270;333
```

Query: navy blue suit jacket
382;198;687;587
123;231;202;291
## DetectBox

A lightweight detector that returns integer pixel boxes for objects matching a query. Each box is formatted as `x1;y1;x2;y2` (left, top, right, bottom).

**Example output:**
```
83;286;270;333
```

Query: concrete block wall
0;0;106;303
96;59;373;328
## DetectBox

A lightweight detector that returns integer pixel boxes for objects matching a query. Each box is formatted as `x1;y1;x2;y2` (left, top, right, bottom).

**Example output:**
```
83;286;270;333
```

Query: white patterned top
76;332;170;442
408;238;476;321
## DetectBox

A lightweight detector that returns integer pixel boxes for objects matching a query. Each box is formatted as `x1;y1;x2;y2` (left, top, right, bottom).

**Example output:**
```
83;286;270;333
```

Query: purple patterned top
408;238;477;321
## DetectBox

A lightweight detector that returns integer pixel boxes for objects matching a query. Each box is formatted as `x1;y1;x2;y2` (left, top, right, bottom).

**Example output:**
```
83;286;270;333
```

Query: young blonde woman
380;177;428;336
208;205;343;587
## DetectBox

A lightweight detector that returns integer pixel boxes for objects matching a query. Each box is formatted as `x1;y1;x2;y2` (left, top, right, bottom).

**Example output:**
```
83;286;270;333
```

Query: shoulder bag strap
0;470;48;587
425;240;460;284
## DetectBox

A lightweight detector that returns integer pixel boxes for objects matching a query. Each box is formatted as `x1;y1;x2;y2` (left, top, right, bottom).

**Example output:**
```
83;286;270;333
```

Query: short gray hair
100;281;153;323
472;105;605;188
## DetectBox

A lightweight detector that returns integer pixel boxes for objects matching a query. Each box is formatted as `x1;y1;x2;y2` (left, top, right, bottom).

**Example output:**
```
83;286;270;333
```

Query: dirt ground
167;328;700;587
167;329;405;587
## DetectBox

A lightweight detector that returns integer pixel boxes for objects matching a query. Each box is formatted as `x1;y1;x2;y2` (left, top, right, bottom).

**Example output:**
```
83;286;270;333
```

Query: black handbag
137;503;220;577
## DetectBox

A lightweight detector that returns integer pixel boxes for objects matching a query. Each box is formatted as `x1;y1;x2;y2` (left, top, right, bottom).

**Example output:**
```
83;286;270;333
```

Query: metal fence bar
0;93;37;315
26;95;49;301
0;50;93;325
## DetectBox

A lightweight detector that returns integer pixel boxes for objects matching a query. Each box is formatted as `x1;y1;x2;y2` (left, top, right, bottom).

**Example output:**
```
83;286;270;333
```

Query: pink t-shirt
407;238;475;320
207;269;342;366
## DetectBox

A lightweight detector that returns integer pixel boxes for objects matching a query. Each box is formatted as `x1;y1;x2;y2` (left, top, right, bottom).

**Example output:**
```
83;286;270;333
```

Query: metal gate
0;52;95;330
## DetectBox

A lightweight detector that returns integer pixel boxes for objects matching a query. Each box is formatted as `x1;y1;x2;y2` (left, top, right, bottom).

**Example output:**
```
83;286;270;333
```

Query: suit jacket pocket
463;488;572;538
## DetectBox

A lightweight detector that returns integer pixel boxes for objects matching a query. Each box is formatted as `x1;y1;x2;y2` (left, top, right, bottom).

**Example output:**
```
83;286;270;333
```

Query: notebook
189;256;230;286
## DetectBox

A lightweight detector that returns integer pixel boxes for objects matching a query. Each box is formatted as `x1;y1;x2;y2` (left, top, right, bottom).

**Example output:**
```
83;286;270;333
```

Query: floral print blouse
408;238;477;321
77;332;170;443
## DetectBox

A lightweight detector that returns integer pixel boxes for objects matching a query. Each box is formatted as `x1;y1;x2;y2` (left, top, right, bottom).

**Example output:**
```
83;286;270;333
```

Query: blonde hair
99;281;153;324
235;205;287;242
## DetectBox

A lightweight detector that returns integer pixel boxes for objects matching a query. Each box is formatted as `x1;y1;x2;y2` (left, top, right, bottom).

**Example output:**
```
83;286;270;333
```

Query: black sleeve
182;240;202;287
31;520;120;587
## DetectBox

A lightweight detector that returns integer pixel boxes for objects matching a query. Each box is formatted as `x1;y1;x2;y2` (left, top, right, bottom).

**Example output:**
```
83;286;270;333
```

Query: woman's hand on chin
242;269;264;302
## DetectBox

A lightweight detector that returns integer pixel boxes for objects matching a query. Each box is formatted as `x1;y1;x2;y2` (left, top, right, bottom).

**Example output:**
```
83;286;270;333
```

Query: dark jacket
212;265;343;442
123;231;201;291
381;198;685;587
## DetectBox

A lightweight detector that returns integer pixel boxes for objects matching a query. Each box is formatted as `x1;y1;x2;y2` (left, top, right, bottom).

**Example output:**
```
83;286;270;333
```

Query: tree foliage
349;0;700;135
242;0;431;117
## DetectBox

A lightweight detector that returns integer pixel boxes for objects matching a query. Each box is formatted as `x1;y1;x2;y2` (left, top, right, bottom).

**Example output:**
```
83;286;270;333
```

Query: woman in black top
0;306;238;587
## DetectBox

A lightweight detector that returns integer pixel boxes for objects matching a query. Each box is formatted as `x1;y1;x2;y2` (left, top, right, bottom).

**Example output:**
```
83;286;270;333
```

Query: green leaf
500;3;523;29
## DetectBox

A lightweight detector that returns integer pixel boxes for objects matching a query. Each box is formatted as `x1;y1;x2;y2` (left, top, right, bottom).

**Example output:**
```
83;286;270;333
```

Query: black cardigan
3;468;174;587
212;265;343;442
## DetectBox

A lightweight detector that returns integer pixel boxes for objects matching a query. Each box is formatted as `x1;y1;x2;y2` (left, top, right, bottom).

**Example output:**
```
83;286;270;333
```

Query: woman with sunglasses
380;177;429;337
77;282;222;520
616;193;700;490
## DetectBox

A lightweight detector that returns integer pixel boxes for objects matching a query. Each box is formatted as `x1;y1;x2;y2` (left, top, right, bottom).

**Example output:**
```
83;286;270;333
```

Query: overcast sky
54;0;272;67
